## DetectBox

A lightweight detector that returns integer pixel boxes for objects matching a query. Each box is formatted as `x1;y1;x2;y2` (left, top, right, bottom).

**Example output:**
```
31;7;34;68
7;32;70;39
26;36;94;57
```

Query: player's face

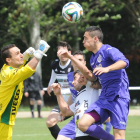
83;32;96;51
7;47;24;68
72;54;86;70
57;46;71;62
72;73;81;91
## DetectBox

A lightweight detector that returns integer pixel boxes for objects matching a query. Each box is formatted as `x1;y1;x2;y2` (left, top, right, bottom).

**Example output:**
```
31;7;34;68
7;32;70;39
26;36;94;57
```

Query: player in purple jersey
57;51;87;140
52;70;112;140
57;26;130;140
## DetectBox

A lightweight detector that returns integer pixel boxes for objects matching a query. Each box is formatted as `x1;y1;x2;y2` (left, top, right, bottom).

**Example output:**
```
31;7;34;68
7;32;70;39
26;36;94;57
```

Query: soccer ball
62;2;83;23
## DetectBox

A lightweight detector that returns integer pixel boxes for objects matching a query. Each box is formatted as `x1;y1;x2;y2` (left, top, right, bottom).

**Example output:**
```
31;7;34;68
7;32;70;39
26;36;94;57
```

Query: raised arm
51;83;74;117
57;50;97;82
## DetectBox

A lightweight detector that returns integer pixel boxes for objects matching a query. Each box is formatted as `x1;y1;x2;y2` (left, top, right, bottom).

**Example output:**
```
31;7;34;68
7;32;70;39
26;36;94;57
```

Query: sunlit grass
13;116;140;140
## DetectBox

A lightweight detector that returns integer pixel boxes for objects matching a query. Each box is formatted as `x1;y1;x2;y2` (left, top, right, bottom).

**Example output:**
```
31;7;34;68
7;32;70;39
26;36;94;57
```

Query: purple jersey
90;44;130;101
67;71;78;102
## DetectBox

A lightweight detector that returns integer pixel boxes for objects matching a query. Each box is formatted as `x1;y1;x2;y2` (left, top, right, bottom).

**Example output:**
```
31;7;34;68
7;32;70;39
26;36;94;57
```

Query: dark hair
85;26;103;42
1;44;16;64
57;41;72;51
73;70;82;76
73;50;86;60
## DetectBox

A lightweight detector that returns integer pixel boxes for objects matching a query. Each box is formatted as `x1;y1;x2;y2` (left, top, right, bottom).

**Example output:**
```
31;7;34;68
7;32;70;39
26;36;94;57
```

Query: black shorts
51;105;71;120
51;105;60;113
29;91;41;100
75;136;99;140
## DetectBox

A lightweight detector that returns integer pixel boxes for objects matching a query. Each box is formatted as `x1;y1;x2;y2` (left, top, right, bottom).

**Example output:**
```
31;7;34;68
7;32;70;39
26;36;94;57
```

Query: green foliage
0;0;140;93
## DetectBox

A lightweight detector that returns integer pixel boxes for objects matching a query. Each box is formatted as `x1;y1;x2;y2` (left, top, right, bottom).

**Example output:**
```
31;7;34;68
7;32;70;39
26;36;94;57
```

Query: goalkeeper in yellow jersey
0;40;50;140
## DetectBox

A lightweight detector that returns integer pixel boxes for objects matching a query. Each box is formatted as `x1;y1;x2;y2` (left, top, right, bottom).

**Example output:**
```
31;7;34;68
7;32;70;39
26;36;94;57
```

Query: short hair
1;44;16;64
85;26;103;42
73;70;82;77
57;41;72;51
73;50;86;60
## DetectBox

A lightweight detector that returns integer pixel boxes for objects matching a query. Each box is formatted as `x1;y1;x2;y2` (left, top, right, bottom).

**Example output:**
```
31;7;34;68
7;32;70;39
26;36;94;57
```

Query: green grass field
12;116;140;140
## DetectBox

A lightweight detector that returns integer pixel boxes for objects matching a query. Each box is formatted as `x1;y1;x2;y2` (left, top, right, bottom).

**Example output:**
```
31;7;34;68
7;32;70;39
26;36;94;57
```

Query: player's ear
94;36;99;43
6;58;11;63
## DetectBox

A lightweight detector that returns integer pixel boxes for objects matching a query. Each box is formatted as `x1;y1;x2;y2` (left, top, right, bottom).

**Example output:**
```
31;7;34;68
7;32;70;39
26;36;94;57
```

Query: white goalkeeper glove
34;40;50;60
23;47;35;61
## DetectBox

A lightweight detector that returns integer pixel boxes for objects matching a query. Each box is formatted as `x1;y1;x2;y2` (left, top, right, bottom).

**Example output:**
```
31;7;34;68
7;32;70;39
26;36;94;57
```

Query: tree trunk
73;24;80;51
29;14;42;77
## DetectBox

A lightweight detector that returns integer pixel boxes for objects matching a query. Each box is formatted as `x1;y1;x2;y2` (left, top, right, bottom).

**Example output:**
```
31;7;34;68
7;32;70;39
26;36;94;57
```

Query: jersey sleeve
69;103;75;113
48;70;57;86
5;64;35;86
107;47;129;68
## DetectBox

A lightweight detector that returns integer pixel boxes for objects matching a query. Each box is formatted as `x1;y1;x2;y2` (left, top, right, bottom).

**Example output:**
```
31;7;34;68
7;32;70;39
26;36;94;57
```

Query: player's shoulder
102;44;119;52
67;71;74;76
51;59;59;69
0;64;17;80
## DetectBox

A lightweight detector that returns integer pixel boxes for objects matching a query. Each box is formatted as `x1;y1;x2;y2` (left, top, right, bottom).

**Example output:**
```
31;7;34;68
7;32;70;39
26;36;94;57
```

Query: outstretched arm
51;83;74;116
93;60;127;75
57;50;97;82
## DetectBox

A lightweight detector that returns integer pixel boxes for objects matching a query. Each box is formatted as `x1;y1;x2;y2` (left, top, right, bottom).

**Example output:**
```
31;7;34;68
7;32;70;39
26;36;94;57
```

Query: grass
18;105;54;112
18;105;140;111
12;116;140;140
130;105;140;109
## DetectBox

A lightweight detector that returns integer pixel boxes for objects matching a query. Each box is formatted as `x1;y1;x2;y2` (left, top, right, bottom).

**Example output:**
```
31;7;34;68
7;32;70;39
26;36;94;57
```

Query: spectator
24;71;45;118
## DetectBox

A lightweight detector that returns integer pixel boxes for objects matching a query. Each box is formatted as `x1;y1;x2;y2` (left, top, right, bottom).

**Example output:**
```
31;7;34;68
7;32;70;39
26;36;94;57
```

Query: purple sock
84;124;114;140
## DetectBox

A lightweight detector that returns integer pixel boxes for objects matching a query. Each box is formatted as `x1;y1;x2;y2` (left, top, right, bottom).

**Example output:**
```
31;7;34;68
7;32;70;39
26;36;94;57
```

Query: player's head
1;44;24;68
72;70;87;91
72;50;86;70
57;41;72;62
83;26;103;52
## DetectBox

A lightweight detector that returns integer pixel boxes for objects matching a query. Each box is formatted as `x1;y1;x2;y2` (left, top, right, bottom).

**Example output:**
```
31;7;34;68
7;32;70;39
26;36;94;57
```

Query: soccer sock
75;136;99;140
48;124;60;139
30;105;34;118
105;122;112;133
84;124;114;140
37;105;41;117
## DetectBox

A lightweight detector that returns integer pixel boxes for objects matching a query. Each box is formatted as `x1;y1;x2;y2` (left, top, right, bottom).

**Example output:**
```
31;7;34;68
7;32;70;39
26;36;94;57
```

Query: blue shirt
67;71;78;102
90;44;130;101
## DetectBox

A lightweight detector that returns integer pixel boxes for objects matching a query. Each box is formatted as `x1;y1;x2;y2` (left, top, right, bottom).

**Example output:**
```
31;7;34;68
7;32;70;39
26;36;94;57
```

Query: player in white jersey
46;41;73;139
48;58;72;102
71;71;99;138
51;70;101;140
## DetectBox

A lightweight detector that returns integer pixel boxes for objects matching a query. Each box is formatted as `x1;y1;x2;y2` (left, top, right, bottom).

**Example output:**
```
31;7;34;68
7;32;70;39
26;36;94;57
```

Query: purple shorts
59;117;75;139
85;97;130;129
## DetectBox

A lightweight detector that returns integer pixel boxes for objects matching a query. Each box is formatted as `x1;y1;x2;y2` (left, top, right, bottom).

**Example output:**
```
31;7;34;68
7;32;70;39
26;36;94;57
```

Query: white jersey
69;81;100;137
48;59;73;101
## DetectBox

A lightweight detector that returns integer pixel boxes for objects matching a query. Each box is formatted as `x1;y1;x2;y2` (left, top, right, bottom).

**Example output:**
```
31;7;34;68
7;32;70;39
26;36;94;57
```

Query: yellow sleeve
4;64;35;86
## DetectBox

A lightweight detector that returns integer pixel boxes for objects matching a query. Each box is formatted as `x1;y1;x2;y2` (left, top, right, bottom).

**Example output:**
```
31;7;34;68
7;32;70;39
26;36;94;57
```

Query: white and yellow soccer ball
62;2;83;23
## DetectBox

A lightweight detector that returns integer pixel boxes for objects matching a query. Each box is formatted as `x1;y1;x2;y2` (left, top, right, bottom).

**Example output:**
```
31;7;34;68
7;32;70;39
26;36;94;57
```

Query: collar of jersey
59;59;71;69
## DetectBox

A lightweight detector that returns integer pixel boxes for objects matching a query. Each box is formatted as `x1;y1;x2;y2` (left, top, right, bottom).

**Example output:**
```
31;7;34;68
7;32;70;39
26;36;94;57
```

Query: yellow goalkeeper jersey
0;63;35;125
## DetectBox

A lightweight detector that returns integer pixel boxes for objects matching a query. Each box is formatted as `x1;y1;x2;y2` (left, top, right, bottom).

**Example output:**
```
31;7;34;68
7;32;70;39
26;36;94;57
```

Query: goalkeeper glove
23;47;35;61
34;40;50;60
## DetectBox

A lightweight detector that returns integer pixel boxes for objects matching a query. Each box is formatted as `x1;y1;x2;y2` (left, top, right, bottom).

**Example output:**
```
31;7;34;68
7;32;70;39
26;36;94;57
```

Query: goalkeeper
0;40;50;140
